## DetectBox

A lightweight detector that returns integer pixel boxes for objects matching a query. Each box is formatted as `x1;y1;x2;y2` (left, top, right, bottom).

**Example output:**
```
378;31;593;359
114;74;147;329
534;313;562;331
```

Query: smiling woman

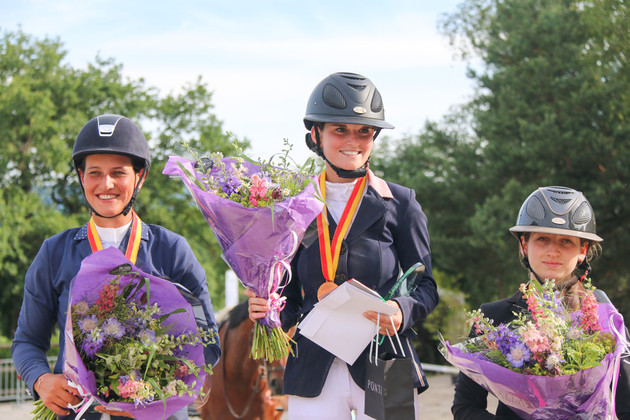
78;154;145;227
11;114;221;420
451;186;630;419
245;72;438;420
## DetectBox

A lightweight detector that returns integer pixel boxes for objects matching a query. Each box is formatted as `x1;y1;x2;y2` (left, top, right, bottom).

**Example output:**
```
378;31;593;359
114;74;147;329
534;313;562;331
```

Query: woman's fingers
35;373;82;416
363;301;403;336
245;289;280;321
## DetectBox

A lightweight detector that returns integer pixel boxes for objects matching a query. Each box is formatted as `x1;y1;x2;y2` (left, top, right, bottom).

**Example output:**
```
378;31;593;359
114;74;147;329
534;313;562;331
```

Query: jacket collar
74;220;150;245
367;169;392;198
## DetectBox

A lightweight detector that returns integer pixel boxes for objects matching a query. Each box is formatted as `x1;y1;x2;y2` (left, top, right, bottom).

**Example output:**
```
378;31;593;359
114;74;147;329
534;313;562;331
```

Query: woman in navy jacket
246;72;439;419
452;186;630;419
11;115;221;420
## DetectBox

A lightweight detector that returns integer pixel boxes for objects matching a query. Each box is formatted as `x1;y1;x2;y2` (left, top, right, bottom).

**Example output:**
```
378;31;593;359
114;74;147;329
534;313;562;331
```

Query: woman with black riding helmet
245;72;439;419
11;114;221;419
452;186;630;419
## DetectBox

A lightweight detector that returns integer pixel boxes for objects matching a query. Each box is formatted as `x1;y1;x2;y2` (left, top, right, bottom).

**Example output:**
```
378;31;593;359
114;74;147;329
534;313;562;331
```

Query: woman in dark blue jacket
11;115;221;420
246;72;439;419
452;186;630;419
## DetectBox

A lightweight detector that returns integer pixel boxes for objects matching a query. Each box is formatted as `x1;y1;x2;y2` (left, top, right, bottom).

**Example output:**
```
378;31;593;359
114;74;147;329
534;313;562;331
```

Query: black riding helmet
72;114;151;218
510;186;603;279
304;72;394;179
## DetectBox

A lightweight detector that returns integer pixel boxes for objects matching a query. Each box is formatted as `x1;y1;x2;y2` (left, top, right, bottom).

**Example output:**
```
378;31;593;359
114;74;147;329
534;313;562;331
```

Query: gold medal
317;282;338;301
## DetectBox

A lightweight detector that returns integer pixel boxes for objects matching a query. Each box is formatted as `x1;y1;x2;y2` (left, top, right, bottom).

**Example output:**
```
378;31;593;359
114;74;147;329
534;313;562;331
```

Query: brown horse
196;300;289;420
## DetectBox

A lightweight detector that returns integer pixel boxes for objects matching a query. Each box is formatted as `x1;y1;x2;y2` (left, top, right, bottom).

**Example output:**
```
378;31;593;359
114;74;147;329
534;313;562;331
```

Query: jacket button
340;244;347;254
338;273;347;281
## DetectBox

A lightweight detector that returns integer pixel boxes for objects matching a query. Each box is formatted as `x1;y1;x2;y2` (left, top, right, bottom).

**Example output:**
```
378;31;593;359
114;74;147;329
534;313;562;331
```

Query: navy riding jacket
11;221;221;398
280;170;439;397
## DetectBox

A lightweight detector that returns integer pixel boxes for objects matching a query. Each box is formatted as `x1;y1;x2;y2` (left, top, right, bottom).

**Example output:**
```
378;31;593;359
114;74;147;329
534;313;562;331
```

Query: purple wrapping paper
442;303;627;419
63;247;207;420
163;156;324;328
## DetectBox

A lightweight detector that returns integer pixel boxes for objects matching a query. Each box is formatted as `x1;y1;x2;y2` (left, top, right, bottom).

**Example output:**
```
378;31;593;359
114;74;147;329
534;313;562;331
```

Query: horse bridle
220;321;283;419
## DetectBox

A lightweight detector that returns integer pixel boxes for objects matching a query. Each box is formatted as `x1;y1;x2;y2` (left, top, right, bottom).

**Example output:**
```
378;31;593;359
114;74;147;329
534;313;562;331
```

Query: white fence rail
0;357;57;404
0;357;456;404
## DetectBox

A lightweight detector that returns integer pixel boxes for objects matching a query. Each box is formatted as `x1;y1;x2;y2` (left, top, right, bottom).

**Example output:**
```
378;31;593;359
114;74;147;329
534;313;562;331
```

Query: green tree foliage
377;0;630;324
0;28;247;337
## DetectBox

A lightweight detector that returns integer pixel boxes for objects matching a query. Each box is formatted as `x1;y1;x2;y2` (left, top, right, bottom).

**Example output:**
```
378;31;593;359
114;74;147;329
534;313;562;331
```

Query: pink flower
580;291;601;333
250;174;268;198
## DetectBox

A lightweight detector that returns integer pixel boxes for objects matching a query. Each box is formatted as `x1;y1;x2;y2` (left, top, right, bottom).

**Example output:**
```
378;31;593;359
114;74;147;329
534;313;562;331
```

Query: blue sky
1;0;475;163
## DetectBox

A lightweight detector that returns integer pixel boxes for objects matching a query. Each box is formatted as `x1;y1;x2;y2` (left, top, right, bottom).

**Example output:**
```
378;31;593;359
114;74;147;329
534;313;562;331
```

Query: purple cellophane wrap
63;247;207;420
441;303;626;419
163;156;324;328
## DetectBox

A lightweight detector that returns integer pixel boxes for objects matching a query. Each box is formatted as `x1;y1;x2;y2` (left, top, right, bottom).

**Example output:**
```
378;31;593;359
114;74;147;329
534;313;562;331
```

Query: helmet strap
520;237;545;284
313;126;369;179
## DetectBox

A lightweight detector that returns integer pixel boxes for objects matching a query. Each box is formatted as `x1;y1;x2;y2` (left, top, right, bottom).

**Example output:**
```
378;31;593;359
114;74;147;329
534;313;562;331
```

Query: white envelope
298;279;398;365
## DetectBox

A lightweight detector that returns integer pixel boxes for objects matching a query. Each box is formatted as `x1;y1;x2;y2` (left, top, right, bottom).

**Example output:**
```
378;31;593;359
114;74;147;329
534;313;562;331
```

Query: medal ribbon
317;172;367;282
87;210;142;264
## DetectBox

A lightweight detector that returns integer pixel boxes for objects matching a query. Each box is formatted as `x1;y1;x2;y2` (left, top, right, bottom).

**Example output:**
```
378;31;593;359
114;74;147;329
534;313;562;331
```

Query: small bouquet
163;143;324;362
440;279;628;419
33;247;215;420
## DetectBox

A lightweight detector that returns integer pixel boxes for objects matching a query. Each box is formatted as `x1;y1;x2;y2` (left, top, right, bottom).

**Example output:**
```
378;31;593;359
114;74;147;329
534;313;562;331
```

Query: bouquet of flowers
440;279;628;419
163;145;324;362
33;247;215;420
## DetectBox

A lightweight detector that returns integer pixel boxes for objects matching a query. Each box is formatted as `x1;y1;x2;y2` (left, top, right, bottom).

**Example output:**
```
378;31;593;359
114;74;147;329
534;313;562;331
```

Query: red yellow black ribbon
317;172;367;283
87;211;142;264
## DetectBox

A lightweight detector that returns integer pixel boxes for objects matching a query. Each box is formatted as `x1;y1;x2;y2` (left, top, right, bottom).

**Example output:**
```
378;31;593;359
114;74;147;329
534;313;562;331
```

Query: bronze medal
317;282;338;301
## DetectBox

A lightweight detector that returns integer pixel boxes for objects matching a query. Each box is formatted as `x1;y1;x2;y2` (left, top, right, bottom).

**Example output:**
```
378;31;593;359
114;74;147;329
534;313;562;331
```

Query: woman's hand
34;373;82;417
363;300;403;336
244;289;279;322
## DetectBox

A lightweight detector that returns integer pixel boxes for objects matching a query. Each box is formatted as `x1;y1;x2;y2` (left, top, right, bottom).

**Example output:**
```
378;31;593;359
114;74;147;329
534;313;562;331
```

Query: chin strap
306;127;377;179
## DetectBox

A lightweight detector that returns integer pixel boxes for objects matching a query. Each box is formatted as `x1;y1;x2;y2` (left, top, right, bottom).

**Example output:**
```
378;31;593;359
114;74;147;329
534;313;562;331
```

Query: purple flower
81;329;105;359
506;341;531;368
217;173;242;196
138;329;156;345
488;324;520;355
78;315;99;332
102;317;126;339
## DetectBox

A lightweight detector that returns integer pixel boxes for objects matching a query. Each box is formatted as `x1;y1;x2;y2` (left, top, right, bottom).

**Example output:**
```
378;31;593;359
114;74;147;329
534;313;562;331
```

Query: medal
317;282;339;300
316;172;367;300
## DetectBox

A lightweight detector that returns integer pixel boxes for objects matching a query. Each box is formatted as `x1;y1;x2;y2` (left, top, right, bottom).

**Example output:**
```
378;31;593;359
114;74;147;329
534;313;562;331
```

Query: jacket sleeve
167;234;221;367
11;240;57;398
390;187;439;332
452;372;496;420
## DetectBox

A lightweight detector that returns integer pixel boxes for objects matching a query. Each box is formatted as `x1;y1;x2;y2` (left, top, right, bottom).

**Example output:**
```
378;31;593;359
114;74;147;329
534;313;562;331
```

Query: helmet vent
550;197;571;205
526;196;545;220
347;83;367;91
340;74;366;81
322;84;347;109
572;202;592;225
371;90;384;113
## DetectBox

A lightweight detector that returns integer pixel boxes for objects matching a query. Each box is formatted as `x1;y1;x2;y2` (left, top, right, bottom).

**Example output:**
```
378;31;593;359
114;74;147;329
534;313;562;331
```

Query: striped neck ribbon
317;171;367;284
87;210;142;264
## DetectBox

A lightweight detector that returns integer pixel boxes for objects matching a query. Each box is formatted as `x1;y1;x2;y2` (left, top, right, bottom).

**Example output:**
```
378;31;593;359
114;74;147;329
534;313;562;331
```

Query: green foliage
435;0;630;313
376;0;630;366
0;28;249;337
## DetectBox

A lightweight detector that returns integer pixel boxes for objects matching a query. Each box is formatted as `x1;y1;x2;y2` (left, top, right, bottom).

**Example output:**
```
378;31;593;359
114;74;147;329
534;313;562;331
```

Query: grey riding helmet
72;114;151;167
304;72;394;131
509;186;603;242
72;114;151;217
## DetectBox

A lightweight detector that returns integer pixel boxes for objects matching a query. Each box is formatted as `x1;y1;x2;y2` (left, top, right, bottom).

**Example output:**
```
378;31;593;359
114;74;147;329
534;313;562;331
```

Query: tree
0;28;247;337
437;0;630;311
376;0;630;318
